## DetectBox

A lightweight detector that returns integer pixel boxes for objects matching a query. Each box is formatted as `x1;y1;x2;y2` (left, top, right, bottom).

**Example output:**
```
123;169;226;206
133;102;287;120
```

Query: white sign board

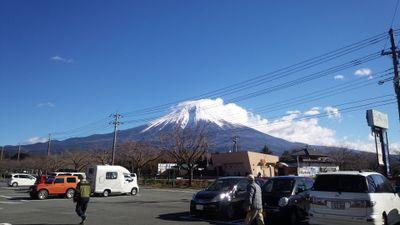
157;163;177;175
366;109;389;129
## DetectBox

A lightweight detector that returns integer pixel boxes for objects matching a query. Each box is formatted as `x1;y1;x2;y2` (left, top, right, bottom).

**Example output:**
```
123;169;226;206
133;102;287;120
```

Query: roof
291;148;328;157
317;171;381;176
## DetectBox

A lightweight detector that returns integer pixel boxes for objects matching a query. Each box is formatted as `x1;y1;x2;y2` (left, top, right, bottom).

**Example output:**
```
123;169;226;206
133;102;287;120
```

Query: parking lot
0;183;251;225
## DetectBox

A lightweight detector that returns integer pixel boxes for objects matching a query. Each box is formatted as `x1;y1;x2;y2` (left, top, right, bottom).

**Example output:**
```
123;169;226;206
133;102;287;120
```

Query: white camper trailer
87;165;139;197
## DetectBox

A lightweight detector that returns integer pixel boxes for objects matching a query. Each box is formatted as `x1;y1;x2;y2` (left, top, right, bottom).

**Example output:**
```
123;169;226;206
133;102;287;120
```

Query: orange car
30;175;79;200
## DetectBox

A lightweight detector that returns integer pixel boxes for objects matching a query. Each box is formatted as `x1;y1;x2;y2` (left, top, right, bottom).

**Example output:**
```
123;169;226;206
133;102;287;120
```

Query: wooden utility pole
17;144;21;161
382;28;400;122
110;113;123;165
47;133;52;156
0;146;4;161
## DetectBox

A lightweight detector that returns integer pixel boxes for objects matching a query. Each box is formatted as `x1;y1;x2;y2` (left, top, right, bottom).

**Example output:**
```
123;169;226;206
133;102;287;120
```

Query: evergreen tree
261;144;273;154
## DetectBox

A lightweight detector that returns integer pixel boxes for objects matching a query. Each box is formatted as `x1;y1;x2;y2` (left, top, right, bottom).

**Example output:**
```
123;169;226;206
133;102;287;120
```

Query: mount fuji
9;98;306;154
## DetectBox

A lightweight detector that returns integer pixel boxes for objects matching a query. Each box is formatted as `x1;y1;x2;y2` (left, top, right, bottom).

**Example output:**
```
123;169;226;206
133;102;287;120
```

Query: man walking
243;174;265;225
74;177;91;224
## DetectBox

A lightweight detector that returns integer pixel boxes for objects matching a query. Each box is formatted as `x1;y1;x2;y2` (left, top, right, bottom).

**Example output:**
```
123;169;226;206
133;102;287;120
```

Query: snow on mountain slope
143;98;266;131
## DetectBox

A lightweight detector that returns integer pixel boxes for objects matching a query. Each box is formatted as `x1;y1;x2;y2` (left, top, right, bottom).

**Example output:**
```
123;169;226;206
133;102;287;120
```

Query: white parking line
0;201;22;204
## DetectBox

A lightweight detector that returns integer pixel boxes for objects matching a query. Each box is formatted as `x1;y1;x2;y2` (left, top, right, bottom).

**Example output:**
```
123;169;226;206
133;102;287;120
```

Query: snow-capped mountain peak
143;98;258;131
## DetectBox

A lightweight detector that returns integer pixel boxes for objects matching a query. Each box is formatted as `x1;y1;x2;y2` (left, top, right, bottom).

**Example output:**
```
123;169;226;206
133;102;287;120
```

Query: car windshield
313;175;368;193
45;177;55;184
206;178;241;192
263;178;295;194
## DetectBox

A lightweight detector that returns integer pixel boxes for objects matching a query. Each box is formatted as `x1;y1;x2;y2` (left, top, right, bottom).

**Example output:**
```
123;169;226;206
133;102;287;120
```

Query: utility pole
17;144;21;161
110;113;123;165
382;28;400;122
47;133;51;157
232;136;239;152
0;146;4;161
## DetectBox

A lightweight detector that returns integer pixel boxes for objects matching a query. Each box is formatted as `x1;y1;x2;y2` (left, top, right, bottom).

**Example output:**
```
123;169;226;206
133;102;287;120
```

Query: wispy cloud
354;68;373;79
50;56;74;63
37;102;55;108
24;137;48;145
334;75;344;80
324;106;341;119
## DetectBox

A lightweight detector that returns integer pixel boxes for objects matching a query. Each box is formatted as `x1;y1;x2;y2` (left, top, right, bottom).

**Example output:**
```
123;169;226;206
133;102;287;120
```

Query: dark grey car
262;176;314;225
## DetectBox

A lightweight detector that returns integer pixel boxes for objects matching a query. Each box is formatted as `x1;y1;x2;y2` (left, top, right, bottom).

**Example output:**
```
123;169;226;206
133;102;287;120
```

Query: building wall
212;151;279;177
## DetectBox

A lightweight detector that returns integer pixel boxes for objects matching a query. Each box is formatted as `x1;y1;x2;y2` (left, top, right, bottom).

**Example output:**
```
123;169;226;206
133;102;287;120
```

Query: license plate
331;201;345;210
196;205;204;210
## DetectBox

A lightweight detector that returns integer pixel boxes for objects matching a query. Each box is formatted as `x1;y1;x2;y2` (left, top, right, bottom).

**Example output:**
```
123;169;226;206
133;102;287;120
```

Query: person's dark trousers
75;198;90;219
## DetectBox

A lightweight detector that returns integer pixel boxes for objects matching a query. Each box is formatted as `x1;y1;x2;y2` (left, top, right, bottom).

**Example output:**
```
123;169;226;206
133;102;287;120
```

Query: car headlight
219;193;231;201
278;197;289;207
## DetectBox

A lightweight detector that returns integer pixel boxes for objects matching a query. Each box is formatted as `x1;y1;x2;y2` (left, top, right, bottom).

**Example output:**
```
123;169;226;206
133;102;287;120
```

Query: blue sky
1;0;399;149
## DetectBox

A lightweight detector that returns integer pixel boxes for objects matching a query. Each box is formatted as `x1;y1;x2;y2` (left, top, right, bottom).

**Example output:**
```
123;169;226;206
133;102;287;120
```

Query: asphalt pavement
0;183;246;225
0;183;303;225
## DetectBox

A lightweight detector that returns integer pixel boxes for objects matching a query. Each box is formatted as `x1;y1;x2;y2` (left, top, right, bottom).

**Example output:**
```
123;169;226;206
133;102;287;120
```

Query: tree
261;145;273;155
279;150;293;162
63;151;91;172
161;125;209;186
119;141;163;178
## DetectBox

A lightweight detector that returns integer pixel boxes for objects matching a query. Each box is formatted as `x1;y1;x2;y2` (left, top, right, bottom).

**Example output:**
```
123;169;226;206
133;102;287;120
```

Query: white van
87;165;139;197
309;171;400;225
5;173;37;187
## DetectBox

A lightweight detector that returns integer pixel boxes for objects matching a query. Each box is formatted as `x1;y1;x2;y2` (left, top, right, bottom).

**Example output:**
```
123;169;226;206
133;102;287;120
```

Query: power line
390;0;400;28
122;32;388;117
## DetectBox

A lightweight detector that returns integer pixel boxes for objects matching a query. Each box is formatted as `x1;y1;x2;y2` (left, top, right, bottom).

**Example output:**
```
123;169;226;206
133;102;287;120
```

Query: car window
14;175;19;178
206;178;242;192
237;179;249;192
54;178;64;184
369;175;394;193
67;177;76;183
296;181;307;193
263;178;295;194
106;172;118;180
19;175;29;179
305;178;314;190
313;175;368;193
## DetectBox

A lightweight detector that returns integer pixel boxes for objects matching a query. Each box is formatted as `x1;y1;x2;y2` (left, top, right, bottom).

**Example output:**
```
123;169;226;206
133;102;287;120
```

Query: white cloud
259;110;337;146
24;137;47;145
37;102;55;108
354;68;373;79
334;75;344;80
50;56;74;63
324;106;341;119
146;98;397;152
304;107;320;116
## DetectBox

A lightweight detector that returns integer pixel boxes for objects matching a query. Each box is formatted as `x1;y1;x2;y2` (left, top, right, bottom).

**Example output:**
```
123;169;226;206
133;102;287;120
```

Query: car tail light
350;200;375;208
311;197;327;206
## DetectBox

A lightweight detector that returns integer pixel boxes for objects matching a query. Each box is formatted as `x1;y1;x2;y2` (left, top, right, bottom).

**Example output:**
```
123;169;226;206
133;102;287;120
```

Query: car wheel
38;189;48;200
12;182;18;187
289;210;298;225
223;205;235;220
65;189;75;199
130;188;138;196
103;190;110;197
